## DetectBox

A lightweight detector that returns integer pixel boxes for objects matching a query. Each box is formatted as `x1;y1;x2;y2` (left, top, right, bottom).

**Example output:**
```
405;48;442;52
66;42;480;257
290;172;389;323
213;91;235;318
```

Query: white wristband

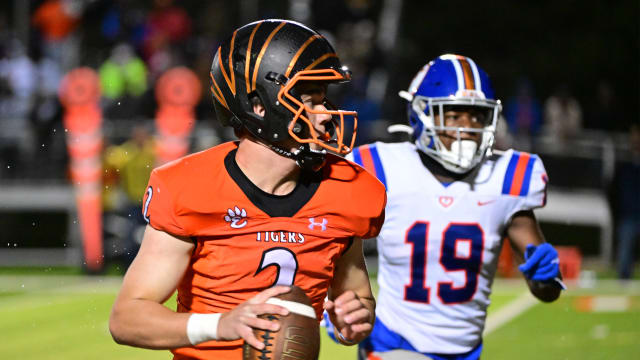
186;313;221;345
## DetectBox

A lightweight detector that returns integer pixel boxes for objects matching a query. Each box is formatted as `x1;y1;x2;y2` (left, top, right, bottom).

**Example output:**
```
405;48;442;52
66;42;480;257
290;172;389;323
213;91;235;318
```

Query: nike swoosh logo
477;200;495;206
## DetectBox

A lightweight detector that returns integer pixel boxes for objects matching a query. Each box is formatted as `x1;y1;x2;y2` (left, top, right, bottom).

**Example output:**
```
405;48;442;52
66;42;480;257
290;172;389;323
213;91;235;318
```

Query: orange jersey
142;141;386;359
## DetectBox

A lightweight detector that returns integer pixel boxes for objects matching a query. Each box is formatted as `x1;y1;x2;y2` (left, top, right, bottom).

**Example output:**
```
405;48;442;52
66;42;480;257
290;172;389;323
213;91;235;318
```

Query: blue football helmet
399;54;502;173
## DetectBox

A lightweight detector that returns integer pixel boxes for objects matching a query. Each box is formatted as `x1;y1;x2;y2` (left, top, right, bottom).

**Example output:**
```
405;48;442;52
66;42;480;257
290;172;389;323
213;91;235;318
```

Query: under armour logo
308;217;328;231
225;206;247;228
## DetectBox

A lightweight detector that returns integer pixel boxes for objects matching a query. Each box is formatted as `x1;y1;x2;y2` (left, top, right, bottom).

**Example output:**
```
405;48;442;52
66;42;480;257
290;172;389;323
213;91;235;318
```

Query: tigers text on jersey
348;142;547;354
142;141;386;360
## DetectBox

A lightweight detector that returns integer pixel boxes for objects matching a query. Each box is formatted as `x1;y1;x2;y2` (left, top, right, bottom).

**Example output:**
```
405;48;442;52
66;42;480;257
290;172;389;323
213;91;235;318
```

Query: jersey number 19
404;222;484;304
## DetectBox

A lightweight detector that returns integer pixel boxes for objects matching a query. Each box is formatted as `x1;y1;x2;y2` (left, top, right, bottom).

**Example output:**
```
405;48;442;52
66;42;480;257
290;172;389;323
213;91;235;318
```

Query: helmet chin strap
267;143;327;172
294;144;327;172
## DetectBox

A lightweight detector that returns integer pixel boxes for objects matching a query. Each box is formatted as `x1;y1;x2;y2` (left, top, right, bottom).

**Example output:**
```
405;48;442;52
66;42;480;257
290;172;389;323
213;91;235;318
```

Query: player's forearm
109;298;192;349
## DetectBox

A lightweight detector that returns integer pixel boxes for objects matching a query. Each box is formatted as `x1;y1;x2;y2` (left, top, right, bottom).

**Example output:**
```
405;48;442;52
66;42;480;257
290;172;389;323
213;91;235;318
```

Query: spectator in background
342;75;382;145
0;38;36;177
145;0;192;44
31;0;82;71
30;52;63;175
99;43;148;100
613;124;640;280
543;83;583;145
588;80;621;131
99;43;148;119
143;0;192;80
103;124;155;266
505;78;542;151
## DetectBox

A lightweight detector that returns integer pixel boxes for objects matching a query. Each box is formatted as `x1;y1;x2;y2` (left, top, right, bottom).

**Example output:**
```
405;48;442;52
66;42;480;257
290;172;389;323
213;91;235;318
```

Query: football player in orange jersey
109;19;387;360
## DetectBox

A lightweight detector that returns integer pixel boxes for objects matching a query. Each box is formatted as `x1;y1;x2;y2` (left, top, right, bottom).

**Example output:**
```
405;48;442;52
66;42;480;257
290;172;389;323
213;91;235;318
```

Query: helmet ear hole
248;92;265;117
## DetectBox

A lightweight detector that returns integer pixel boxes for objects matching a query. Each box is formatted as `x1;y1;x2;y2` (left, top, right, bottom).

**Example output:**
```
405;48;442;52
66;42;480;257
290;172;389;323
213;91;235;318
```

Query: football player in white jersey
326;54;564;360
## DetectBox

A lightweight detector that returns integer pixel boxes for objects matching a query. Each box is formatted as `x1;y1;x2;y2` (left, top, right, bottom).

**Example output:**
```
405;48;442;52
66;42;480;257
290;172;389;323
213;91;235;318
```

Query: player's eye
444;113;459;121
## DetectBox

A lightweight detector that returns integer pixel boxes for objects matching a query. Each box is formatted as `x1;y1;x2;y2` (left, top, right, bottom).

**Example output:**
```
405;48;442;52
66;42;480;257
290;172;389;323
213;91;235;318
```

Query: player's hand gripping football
323;290;373;345
217;286;291;349
518;243;566;289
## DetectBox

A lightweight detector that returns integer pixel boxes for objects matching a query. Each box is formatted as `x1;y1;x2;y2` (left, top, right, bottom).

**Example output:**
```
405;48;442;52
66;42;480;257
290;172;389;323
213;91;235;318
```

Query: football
243;285;320;360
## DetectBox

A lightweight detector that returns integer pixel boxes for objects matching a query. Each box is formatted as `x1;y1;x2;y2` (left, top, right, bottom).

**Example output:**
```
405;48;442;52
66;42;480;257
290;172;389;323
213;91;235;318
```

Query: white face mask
401;91;500;174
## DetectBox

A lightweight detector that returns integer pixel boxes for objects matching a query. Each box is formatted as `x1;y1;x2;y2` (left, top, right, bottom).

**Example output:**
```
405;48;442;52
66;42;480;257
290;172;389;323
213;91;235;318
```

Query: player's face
434;105;487;150
296;82;334;150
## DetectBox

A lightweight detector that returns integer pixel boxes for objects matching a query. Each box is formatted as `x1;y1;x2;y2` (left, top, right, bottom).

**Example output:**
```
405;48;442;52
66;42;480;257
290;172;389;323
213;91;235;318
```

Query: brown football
243;285;320;360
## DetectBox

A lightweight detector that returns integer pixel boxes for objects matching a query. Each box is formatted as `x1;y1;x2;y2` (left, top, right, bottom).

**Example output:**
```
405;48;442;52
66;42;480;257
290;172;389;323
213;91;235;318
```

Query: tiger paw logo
225;206;247;228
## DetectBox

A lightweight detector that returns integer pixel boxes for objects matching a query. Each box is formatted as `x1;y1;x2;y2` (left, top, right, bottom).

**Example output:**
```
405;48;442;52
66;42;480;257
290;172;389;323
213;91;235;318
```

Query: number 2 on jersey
405;222;484;304
255;247;298;287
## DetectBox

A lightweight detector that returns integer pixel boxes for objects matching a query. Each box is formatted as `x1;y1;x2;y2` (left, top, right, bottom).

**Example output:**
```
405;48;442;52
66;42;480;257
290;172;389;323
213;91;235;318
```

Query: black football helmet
210;19;357;171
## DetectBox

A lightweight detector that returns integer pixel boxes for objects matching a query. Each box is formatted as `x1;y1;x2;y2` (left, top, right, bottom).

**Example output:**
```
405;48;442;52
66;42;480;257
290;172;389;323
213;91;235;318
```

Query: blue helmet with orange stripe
399;54;502;173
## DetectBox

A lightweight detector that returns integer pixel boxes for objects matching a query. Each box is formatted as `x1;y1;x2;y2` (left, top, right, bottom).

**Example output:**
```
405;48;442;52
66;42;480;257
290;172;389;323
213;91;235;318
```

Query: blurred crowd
0;0;637;275
0;0;633;181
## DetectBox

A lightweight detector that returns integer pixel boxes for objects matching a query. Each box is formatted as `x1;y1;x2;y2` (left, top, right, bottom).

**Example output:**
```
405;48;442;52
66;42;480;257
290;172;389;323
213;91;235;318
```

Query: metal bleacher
0;127;629;267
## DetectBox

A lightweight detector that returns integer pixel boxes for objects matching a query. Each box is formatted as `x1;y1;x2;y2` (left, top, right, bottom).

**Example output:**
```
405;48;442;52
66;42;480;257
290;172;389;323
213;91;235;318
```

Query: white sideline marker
483;291;538;335
589;296;630;312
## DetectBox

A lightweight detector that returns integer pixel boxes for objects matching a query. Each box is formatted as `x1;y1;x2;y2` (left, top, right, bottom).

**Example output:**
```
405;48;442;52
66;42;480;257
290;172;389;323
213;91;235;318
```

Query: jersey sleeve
142;169;187;237
524;155;548;210
361;190;386;239
345;143;387;238
501;152;548;213
347;143;388;190
349;162;387;239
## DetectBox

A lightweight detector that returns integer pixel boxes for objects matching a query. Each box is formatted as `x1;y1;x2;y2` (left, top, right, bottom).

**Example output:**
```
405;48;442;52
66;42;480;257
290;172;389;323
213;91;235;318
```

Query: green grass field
1;271;638;359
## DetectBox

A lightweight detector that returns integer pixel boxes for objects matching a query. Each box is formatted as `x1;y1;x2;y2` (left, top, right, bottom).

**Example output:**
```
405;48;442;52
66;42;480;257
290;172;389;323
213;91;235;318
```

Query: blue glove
518;243;566;289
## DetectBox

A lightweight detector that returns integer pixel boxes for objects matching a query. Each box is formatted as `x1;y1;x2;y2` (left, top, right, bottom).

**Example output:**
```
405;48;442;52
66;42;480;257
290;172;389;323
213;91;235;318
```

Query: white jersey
347;142;548;354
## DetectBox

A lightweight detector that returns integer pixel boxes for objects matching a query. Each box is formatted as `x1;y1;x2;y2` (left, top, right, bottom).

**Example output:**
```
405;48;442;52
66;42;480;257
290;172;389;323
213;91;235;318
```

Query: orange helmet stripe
210;72;229;110
285;35;321;78
217;45;235;96
245;22;262;93
305;53;338;71
252;21;287;91
457;57;475;90
227;29;237;95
